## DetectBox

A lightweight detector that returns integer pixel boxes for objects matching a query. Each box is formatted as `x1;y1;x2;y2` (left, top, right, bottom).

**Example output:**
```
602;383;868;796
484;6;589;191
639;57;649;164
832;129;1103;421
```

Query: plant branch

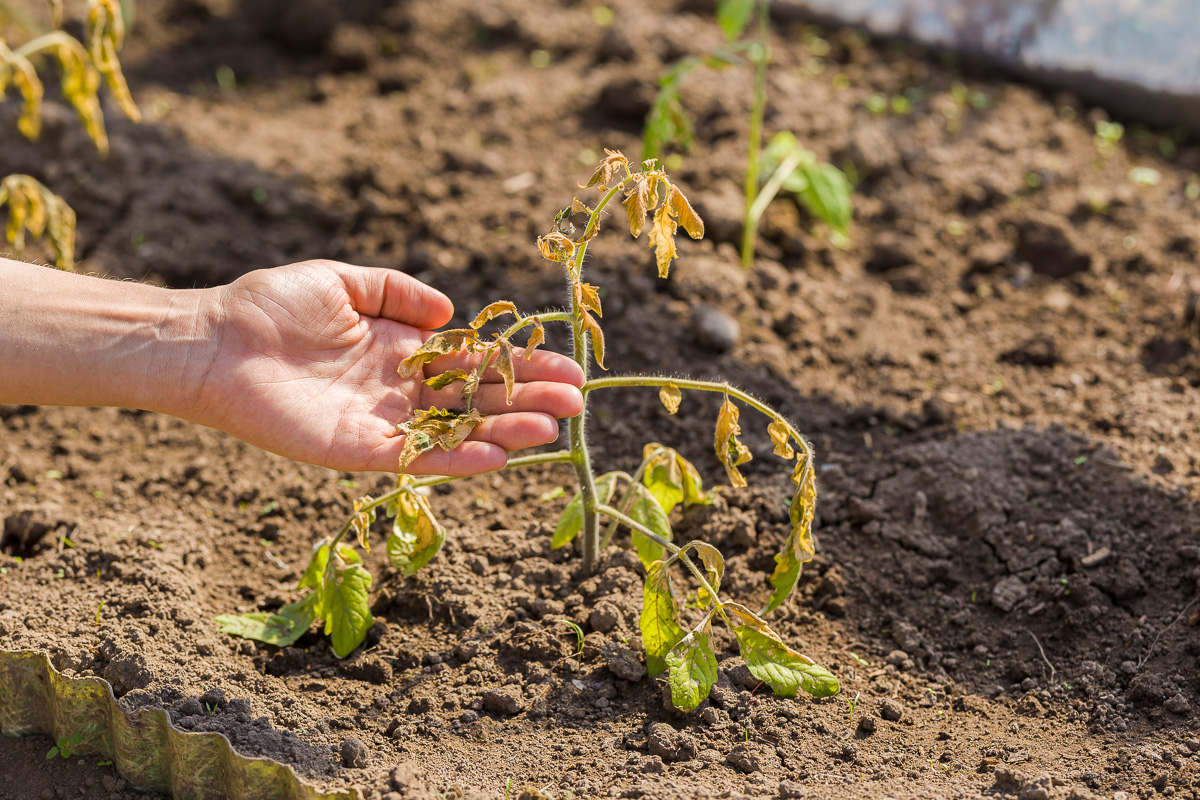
583;375;812;462
326;449;573;553
594;503;721;609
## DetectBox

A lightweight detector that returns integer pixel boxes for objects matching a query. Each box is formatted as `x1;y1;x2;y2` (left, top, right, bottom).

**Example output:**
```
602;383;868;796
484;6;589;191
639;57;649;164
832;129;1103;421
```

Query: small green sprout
846;691;861;725
46;733;83;760
557;619;585;656
95;600;107;625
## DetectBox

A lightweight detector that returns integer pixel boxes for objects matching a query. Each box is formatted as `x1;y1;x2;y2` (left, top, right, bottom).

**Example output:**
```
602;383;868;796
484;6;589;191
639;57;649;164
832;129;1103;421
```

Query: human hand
190;260;583;474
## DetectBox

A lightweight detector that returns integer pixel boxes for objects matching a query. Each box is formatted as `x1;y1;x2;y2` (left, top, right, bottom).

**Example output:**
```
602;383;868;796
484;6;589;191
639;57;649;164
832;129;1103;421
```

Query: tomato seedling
642;0;853;267
218;151;838;711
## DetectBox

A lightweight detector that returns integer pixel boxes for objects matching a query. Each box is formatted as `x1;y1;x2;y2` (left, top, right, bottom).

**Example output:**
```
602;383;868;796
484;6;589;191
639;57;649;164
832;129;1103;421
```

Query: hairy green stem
569;174;642;575
739;0;772;270
583;375;812;462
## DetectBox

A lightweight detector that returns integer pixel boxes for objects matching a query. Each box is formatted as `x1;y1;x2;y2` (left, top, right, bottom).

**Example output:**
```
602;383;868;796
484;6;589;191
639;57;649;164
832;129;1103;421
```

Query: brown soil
3;1;1200;798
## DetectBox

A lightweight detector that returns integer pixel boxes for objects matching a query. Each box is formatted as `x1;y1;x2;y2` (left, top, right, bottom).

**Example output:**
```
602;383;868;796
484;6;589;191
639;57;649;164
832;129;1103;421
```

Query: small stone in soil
691;306;740;352
879;698;904;722
339;737;369;769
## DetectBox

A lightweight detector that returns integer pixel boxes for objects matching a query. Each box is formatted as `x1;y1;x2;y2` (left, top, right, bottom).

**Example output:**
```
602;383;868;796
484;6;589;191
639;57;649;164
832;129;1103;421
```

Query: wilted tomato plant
218;150;838;711
0;0;140;269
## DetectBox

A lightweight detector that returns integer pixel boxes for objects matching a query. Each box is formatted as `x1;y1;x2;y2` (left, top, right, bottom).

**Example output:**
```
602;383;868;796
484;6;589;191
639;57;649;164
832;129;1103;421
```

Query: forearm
0;258;218;417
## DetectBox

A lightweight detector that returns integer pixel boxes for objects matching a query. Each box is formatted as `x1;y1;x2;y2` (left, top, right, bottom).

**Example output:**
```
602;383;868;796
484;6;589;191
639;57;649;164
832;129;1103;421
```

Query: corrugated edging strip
0;649;361;800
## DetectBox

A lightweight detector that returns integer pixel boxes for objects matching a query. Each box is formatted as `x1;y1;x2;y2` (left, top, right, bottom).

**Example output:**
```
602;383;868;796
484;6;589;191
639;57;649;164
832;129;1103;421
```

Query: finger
465;412;561;450
322;261;455;329
406;441;509;477
424;347;584;386
419;381;584;418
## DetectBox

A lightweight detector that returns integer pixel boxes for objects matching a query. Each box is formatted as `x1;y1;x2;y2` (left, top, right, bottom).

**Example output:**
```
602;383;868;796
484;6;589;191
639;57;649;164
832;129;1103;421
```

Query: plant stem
568;175;640;576
739;0;772;270
744;149;805;241
582;375;812;461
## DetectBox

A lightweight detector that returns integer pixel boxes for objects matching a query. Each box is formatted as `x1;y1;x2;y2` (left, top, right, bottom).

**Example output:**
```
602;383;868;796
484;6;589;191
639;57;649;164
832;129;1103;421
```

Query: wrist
146;284;225;423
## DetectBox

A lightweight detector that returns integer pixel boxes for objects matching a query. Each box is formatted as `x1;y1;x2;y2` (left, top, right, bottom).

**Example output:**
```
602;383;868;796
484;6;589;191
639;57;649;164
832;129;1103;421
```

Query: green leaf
797;161;853;234
763;460;817;614
666;628;718;711
214;595;317;648
297;540;360;591
728;606;838;698
386;489;446;576
717;0;756;41
641;445;714;515
319;562;373;659
552;472;618;549
640;560;685;676
626;482;672;568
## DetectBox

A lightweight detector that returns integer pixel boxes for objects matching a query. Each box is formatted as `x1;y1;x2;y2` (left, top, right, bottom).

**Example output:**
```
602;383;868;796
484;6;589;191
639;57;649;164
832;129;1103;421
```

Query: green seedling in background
46;733;83;760
219;151;837;711
642;0;853;268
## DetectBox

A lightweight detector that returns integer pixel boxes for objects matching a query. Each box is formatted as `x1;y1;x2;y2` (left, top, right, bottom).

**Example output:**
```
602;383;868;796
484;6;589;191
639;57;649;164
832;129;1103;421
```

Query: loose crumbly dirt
3;1;1200;798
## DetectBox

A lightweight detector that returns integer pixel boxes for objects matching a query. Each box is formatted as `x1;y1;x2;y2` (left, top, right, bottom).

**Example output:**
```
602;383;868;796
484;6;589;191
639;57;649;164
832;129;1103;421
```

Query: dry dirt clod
339;738;368;769
879;698;904;722
482;686;525;716
600;640;645;682
726;742;778;774
992;575;1028;612
646;723;697;763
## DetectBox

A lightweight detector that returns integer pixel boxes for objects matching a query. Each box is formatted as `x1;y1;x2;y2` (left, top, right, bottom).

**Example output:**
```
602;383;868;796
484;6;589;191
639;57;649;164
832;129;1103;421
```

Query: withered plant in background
643;0;853;268
218;151;838;712
0;0;139;269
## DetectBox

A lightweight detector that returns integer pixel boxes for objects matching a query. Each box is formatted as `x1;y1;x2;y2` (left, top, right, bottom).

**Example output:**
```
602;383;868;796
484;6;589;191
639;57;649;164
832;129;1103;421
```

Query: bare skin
0;257;583;474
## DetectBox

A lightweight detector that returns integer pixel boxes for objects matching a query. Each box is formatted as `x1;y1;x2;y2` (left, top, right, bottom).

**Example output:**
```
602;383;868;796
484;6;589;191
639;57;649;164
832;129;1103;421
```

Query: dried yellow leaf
714;395;752;488
398;329;480;376
648;201;678;278
768;419;795;460
581;311;606;370
574;281;603;318
493;339;516;405
87;0;141;123
537;231;576;263
525;319;545;360
659;382;681;415
397;408;485;474
669;186;705;240
623;176;650;238
583;148;629;188
470;300;518;330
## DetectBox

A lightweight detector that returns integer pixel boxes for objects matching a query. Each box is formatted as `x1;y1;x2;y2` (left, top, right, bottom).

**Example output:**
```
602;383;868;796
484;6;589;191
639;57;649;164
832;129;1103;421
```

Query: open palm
192;261;582;473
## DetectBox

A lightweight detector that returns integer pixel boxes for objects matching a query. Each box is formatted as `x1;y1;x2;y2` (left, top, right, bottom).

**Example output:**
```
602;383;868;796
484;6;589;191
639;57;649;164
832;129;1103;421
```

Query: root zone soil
3;0;1200;798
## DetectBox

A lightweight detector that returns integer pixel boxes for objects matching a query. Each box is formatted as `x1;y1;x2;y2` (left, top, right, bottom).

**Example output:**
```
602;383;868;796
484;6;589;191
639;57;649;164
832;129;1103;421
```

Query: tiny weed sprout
641;0;853;268
0;0;139;269
218;151;838;711
46;733;83;760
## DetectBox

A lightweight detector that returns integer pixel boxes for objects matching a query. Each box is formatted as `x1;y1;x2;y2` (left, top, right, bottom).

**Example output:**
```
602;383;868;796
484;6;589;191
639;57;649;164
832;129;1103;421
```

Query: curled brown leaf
398;329;480;377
